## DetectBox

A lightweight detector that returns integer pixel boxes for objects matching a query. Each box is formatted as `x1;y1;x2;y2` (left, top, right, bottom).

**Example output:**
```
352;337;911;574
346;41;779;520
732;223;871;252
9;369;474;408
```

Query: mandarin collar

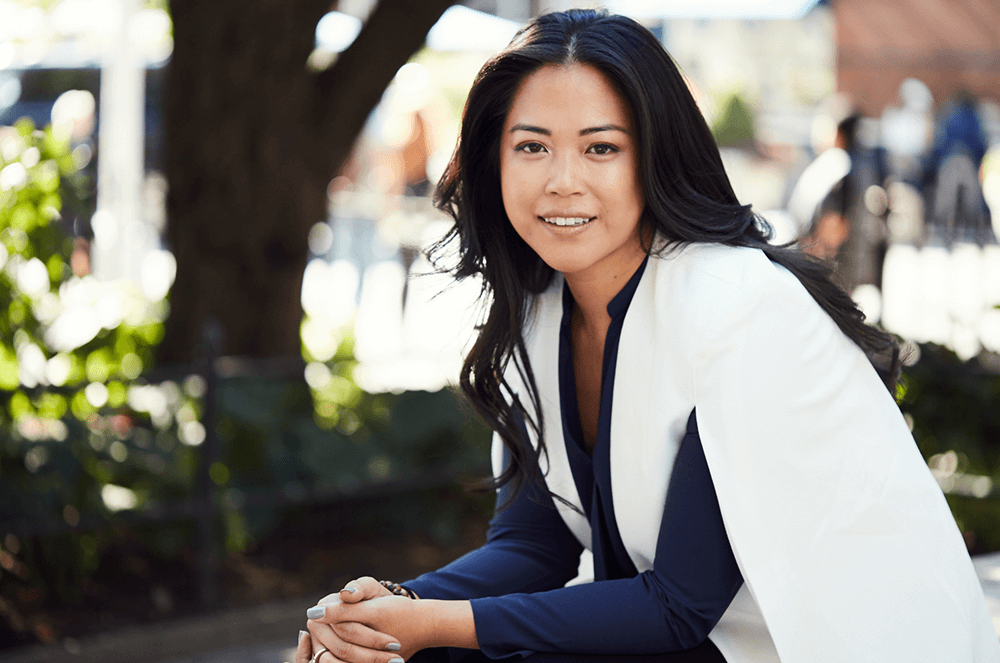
560;255;649;321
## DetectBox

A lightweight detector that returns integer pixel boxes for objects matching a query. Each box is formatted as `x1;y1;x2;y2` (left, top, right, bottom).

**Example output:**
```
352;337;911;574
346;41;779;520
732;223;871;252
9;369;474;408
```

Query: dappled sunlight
139;248;175;302
42;275;168;354
929;450;995;499
354;260;406;363
882;243;1000;359
301;258;358;334
0;0;172;67
1;121;173;464
302;194;482;394
306;257;481;394
100;483;137;512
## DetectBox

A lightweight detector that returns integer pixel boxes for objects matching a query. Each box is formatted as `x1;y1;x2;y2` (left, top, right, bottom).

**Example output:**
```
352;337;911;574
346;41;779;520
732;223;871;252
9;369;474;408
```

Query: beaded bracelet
378;579;414;598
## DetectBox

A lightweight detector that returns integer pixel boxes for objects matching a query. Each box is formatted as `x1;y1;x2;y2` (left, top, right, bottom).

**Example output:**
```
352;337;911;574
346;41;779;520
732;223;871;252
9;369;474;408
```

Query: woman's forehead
504;64;633;134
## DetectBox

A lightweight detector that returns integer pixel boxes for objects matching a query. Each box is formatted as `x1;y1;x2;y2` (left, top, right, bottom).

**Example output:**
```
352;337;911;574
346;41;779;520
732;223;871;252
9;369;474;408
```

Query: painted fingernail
306;606;325;619
298;630;308;644
389;658;404;663
387;643;402;652
341;585;357;594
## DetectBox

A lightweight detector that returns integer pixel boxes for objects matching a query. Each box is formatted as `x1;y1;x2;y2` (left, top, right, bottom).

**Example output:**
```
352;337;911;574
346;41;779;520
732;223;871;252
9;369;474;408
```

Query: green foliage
711;92;756;148
0;120;167;511
0;119;174;623
900;344;1000;471
899;343;1000;552
0;119;490;638
214;329;491;551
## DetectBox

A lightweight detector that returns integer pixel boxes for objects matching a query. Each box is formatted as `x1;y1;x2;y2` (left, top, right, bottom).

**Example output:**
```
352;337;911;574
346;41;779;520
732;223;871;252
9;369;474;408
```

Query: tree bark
160;0;456;363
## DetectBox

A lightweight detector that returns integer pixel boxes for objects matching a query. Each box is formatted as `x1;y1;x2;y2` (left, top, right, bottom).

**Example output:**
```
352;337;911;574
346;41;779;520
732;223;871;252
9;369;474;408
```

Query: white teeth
542;217;592;227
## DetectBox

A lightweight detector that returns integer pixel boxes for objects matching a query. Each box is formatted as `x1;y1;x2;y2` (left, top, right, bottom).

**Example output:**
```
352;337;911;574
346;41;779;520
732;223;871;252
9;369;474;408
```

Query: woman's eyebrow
508;123;550;135
580;124;630;136
507;123;630;136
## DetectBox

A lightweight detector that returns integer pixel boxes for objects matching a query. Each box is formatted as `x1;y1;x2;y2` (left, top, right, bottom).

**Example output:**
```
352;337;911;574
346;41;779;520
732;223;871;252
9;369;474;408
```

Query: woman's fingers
339;576;392;604
304;587;407;663
315;576;387;608
307;621;403;663
295;629;311;663
313;594;344;611
332;621;402;654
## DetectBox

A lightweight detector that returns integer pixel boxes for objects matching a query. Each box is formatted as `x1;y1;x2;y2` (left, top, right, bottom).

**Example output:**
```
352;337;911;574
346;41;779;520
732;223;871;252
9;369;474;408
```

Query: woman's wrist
378;579;415;599
421;599;478;650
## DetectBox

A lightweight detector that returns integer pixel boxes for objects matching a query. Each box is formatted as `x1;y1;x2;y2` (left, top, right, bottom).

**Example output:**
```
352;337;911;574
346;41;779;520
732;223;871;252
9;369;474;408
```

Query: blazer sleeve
466;423;743;661
690;251;999;662
403;438;584;602
409;417;742;660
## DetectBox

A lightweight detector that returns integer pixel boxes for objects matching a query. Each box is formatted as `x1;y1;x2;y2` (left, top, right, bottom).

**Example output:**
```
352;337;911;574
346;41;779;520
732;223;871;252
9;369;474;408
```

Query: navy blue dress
406;260;743;661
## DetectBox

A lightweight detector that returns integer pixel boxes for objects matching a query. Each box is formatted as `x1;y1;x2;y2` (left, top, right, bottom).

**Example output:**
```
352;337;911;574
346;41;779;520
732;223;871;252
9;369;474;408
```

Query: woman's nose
545;155;585;196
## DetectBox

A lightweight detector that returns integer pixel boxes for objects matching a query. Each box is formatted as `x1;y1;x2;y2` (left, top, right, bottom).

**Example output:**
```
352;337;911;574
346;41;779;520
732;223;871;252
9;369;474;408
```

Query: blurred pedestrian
921;90;992;246
792;111;889;292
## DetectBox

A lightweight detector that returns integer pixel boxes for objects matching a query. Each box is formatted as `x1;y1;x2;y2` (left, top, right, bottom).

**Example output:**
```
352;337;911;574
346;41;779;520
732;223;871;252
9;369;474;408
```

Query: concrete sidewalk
1;599;305;663
6;552;1000;663
159;641;297;663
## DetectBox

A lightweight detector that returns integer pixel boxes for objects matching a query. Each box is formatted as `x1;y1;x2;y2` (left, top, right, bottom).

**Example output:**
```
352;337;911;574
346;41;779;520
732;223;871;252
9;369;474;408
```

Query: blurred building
0;0;172;290
833;0;1000;116
665;9;835;146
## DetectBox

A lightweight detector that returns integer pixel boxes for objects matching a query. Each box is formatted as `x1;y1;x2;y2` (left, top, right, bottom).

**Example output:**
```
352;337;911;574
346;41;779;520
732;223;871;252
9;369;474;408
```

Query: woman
298;9;998;663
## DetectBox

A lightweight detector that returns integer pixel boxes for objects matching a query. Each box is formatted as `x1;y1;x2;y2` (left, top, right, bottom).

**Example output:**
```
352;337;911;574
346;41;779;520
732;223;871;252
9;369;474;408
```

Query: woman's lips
539;216;595;227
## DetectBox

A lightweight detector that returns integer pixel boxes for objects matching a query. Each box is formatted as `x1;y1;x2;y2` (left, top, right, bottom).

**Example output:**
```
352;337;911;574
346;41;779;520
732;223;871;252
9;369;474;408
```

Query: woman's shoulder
647;242;814;347
654;242;774;289
649;242;780;314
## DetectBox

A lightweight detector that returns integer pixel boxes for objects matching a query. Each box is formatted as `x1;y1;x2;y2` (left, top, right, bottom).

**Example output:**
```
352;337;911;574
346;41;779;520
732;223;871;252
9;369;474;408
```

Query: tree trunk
160;0;456;363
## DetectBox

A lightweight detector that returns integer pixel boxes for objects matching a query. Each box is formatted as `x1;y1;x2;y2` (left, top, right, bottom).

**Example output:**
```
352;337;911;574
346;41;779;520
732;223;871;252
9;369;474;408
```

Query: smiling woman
296;8;999;663
500;64;646;300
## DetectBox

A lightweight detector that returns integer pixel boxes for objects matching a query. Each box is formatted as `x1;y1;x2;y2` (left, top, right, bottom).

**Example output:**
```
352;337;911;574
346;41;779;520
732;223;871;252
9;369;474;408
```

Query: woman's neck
563;252;645;330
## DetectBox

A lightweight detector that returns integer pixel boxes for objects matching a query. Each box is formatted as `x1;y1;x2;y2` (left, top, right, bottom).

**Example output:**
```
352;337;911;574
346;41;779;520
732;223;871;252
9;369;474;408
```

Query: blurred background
1;0;999;660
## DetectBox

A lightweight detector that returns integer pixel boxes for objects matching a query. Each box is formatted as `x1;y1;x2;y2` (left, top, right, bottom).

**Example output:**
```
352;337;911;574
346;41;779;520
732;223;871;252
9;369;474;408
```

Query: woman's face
500;64;645;285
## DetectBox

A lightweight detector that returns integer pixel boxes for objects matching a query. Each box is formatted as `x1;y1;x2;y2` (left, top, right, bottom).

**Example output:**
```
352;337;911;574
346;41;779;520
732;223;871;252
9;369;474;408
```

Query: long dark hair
431;9;899;499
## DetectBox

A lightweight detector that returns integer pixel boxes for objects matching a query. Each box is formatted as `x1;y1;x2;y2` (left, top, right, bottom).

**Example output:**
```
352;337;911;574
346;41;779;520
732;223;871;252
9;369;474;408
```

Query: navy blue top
406;260;743;659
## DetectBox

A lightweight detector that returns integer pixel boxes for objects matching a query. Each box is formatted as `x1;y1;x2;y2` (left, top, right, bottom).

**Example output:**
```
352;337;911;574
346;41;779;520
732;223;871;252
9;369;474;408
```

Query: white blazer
494;243;999;662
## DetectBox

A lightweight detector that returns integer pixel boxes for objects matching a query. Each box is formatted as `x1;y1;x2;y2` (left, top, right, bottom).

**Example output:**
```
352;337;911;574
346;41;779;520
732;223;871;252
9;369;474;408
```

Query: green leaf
0;344;18;390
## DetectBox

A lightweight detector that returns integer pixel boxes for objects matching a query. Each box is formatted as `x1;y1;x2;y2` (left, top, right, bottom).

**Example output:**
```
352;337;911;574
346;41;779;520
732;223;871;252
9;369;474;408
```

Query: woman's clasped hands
296;576;421;663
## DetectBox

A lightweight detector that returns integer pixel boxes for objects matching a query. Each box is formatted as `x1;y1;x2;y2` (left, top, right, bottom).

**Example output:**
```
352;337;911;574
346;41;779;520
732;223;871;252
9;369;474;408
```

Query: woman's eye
588;143;618;155
515;142;546;154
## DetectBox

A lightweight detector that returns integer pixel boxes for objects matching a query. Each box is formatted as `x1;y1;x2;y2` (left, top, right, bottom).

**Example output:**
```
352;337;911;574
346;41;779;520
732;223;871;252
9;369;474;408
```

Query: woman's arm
404;471;585;601
305;458;584;661
309;417;742;661
466;417;742;659
309;419;739;661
